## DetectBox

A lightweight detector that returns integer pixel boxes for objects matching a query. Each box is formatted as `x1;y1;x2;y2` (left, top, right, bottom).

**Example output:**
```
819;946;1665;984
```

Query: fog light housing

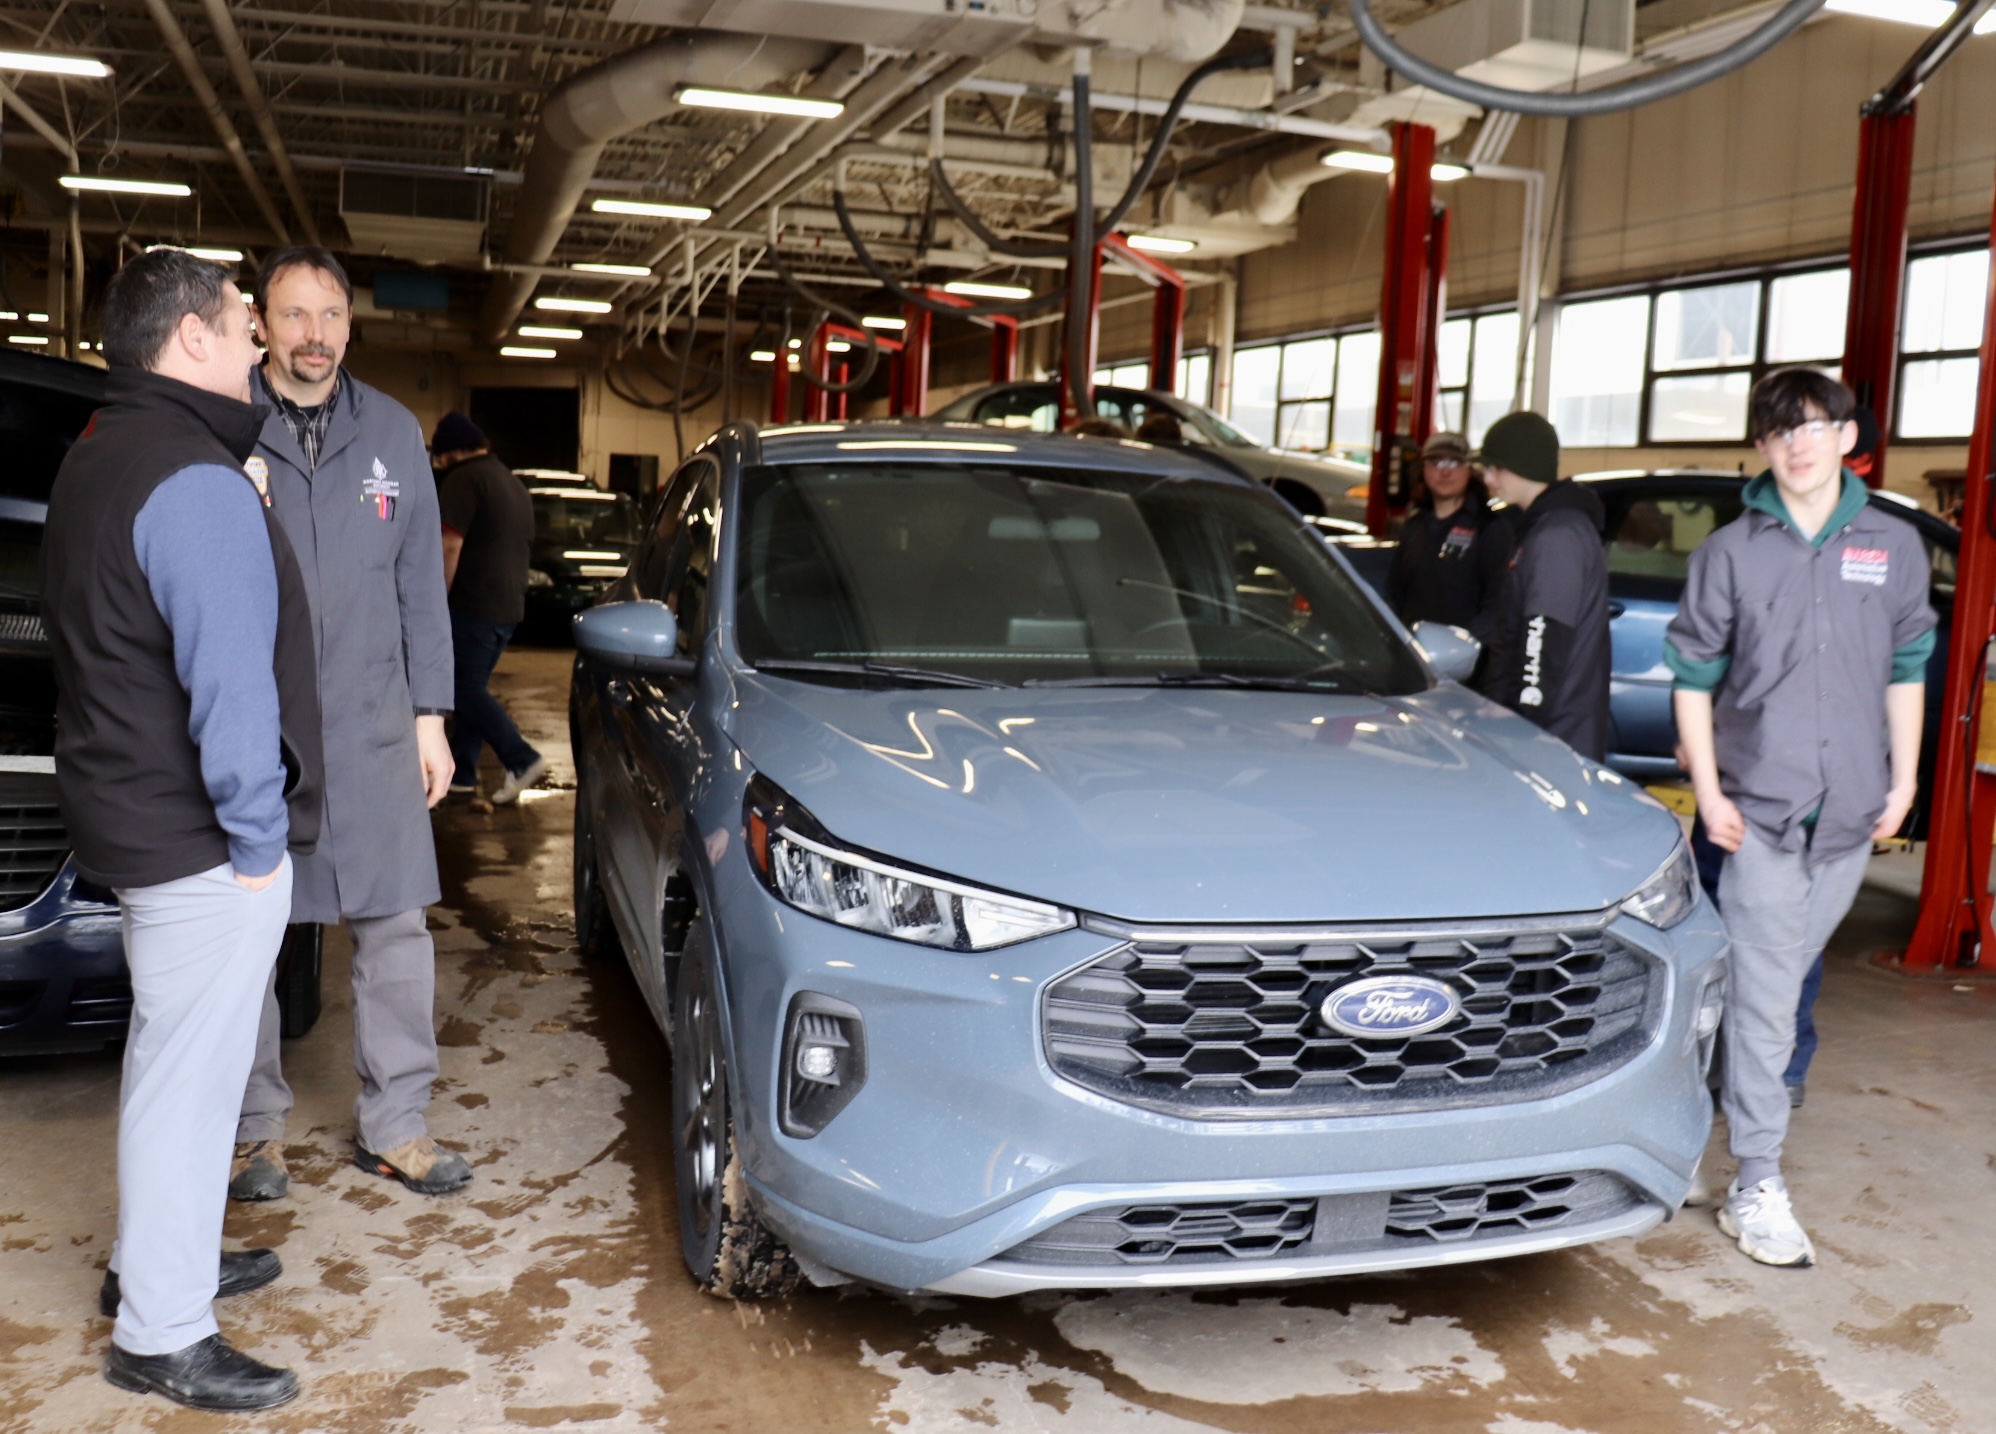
780;991;866;1138
1695;964;1728;1075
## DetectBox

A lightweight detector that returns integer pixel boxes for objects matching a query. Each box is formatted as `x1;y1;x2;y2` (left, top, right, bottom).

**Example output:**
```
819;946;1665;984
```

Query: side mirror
1411;620;1481;684
573;600;697;678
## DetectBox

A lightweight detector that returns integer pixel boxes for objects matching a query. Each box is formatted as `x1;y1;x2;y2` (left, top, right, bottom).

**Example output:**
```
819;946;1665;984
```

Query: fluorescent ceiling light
825;340;852;352
146;243;244;262
944;280;1033;300
27;313;49;323
749;349;778;361
562;549;624;561
500;345;558;359
1431;162;1470;182
1321;150;1395;174
534;296;612;313
61;175;192;197
570;261;653;277
0;312;13;320
861;315;907;329
8;335;50;346
0;50;112;78
787;338;803;348
674;85;844;120
1827;0;1996;29
1125;234;1197;254
518;325;582;340
591;198;712;221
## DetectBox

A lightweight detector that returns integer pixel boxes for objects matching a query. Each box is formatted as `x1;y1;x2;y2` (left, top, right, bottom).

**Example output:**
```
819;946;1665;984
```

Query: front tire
574;793;623;964
673;926;800;1299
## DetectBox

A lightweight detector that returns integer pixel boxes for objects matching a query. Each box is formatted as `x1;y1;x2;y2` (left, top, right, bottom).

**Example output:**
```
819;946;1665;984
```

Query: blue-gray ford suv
569;419;1728;1298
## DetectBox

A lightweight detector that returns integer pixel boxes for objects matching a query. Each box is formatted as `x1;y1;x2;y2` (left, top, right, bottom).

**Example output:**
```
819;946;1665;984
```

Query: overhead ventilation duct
341;169;489;264
479;33;834;343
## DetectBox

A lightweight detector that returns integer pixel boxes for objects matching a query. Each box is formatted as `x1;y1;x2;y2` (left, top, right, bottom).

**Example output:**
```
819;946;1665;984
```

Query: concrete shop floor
3;646;1994;1433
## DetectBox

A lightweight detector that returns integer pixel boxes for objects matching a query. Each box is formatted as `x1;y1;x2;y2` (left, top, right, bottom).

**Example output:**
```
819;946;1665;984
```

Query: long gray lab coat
254;368;453;923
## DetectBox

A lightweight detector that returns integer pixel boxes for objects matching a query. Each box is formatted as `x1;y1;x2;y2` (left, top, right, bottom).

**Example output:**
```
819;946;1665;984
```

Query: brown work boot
228;1141;289;1202
353;1134;473;1195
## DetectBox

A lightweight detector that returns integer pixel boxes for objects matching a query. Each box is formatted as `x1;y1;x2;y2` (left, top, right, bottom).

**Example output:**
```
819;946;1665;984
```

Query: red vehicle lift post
770;343;793;423
1415;205;1451;447
1367;122;1440;538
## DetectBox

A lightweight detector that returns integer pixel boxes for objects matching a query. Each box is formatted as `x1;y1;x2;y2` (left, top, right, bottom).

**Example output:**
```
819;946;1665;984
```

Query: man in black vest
41;248;323;1411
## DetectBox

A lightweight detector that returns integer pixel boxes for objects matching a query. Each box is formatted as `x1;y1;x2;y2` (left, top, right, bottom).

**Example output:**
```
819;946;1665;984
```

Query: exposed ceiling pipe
478;33;835;344
0;78;77;166
694;46;876;221
141;0;292;244
957;75;1385;145
196;0;322;243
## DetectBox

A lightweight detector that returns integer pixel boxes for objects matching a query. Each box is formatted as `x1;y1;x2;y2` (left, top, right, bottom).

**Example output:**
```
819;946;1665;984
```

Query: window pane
1438;318;1472;390
1550;296;1649;447
1435;390;1466;433
1115;362;1150;389
1653;281;1758;371
1648;372;1752;441
1469;312;1520;444
1607;495;1744;583
1903;251;1989;354
1178;353;1212;405
1900;356;1980;438
1333;332;1381;450
1092;368;1113;386
1766;269;1849;362
1230;346;1281;445
1279;337;1336;401
1277;400;1330;450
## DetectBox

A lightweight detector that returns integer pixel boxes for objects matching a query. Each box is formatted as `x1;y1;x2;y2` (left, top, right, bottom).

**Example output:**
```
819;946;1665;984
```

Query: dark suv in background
0;349;321;1055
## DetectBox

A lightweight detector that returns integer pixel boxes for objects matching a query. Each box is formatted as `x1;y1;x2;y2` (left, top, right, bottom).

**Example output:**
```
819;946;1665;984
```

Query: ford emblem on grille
1320;975;1462;1038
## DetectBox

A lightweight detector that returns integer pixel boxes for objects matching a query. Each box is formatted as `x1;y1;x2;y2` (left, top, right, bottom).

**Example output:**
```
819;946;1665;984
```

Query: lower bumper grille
0;801;66;911
1044;914;1658;1118
999;1172;1642;1268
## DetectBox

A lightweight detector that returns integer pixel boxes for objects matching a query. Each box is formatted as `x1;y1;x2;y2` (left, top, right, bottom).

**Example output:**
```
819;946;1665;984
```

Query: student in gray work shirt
1667;368;1934;1269
431;411;545;804
42;249;322;1410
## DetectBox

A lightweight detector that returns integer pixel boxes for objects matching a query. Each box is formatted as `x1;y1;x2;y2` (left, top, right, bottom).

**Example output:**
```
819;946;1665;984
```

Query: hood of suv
729;677;1678;924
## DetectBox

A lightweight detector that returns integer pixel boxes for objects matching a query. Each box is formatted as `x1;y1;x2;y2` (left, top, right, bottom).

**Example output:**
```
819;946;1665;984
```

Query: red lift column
1841;109;1917;487
771;343;792;423
1367;122;1439;538
894;300;933;417
804;326;830;422
1415;205;1451;441
991;317;1020;384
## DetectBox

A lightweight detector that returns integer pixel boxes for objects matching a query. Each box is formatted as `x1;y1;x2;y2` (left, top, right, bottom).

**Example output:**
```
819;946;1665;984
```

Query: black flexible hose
1065;63;1095;423
1347;0;1827;118
762;244;887;394
828;191;1068;318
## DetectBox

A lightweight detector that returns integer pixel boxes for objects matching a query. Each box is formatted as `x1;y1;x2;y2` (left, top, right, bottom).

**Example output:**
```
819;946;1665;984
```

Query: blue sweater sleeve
133;464;290;876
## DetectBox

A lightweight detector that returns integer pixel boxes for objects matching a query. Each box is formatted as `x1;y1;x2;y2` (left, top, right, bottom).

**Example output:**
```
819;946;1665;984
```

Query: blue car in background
569;419;1728;1299
1330;470;1956;800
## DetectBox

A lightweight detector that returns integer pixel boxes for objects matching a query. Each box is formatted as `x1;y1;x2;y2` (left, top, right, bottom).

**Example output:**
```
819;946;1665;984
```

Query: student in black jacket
1385;431;1515;695
1478;411;1612;760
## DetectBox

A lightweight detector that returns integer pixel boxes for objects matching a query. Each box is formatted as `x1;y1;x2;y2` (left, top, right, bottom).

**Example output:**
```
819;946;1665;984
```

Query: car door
1598;480;1744;774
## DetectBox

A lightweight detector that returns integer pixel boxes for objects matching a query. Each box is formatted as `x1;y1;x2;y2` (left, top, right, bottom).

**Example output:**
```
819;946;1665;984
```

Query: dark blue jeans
1691;812;1824;1087
450;615;540;781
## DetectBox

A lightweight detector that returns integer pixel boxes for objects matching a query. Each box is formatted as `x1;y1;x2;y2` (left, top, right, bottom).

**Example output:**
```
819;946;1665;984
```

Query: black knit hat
1474;411;1559;486
429;410;488;453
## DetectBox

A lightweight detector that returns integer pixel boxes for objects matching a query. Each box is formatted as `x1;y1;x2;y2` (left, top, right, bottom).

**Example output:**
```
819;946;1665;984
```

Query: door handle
1607;601;1627;619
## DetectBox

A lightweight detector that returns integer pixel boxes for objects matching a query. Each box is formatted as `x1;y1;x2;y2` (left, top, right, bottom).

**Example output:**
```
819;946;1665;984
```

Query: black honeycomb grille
1004;1198;1318;1267
1043;916;1657;1118
1387;1172;1639;1244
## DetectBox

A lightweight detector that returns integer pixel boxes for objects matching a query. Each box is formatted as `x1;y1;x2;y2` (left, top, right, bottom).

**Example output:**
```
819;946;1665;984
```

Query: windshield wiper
1024;671;1356;692
1114;576;1332;659
752;659;1011;690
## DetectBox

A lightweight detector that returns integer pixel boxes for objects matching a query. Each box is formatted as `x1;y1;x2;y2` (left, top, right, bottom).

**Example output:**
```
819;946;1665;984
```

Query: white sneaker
1717;1177;1815;1267
490;757;548;806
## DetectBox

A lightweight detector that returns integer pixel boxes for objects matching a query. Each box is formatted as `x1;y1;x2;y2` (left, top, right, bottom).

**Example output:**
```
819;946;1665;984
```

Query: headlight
527;568;555;588
744;776;1074;951
1621;840;1698;929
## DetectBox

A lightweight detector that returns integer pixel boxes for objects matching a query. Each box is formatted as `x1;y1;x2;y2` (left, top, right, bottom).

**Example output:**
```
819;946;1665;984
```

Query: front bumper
0;858;127;1053
712;860;1727;1294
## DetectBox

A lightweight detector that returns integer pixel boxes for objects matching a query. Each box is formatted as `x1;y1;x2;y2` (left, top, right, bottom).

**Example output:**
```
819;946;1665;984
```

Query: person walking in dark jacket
1385;431;1515;696
1478;411;1612;760
41;248;322;1410
431;412;546;804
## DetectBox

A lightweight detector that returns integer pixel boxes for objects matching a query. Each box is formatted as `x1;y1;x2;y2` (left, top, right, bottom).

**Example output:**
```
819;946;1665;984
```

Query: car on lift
568;418;1727;1299
523;483;640;642
933;381;1370;525
0;348;323;1055
1325;468;1956;792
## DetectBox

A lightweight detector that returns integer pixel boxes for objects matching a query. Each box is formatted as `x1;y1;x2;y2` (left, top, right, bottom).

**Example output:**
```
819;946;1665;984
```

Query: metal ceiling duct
480;33;836;344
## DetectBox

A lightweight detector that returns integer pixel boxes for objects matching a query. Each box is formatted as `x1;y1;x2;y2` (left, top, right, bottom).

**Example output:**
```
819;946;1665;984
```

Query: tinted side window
973;388;1059;431
1605;493;1742;583
665;471;719;658
631;459;713;600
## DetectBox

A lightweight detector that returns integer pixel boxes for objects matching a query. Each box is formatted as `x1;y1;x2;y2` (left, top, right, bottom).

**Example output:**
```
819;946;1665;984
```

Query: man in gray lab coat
229;246;473;1198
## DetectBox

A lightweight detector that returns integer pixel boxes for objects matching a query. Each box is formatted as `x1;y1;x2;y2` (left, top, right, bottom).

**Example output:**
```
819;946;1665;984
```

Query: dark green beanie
1475;411;1560;486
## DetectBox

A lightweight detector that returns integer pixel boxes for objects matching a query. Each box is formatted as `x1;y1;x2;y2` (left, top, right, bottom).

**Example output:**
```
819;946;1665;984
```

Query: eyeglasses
1425;458;1466;470
1768;419;1835;447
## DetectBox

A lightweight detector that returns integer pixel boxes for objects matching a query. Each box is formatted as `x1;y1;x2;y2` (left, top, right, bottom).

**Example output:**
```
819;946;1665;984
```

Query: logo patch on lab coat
243;456;270;505
1841;546;1889;586
363;457;400;521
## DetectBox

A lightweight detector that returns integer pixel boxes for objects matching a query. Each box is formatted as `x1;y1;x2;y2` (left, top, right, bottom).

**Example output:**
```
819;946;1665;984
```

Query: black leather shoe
104;1334;299;1411
98;1249;282;1320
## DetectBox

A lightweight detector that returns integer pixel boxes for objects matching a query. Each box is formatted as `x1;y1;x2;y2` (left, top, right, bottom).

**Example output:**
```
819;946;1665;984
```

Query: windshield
733;462;1427;692
1186;404;1256;448
531;490;638;549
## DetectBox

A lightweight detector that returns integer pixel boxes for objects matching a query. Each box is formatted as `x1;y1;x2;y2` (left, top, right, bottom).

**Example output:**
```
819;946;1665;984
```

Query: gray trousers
1718;826;1870;1189
111;859;293;1355
237;907;438;1153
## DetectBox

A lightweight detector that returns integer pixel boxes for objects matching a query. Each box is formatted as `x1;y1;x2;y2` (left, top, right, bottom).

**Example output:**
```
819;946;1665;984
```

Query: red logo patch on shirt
1841;546;1889;586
